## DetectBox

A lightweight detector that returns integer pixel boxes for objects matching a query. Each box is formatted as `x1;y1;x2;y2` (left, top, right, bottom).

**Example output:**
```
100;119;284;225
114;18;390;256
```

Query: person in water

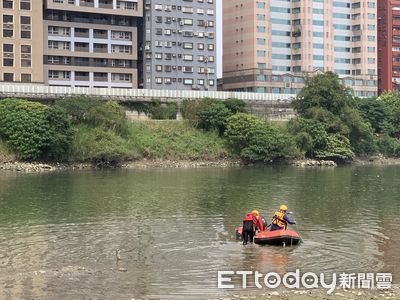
270;204;296;231
251;210;265;232
242;210;263;245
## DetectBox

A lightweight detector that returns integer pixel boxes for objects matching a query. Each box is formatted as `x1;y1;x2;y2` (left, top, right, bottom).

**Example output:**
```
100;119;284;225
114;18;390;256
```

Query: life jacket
272;210;286;228
243;212;256;223
255;215;264;231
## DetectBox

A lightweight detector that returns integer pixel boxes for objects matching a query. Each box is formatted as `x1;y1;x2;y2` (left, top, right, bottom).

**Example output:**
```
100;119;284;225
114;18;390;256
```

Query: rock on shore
122;159;243;169
0;162;55;172
0;161;93;173
291;160;337;167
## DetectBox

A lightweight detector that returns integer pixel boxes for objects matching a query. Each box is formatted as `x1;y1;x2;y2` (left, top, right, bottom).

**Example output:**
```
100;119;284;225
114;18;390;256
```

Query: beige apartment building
1;0;143;88
0;0;43;83
223;0;378;97
43;0;142;88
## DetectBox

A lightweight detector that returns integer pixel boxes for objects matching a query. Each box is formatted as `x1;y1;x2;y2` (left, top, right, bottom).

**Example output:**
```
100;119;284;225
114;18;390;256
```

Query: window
3;73;14;81
2;15;13;37
3;43;13;53
21;17;31;39
3;58;13;66
183;78;193;85
2;0;13;9
21;45;31;67
20;0;30;10
21;73;31;82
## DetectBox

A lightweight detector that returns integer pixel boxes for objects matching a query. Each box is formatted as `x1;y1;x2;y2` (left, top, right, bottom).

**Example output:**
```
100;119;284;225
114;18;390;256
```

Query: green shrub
148;101;177;120
0;99;72;160
287;118;328;157
225;113;298;162
224;98;247;114
197;101;232;134
377;135;400;157
315;134;354;161
55;96;127;133
70;124;138;165
42;106;72;159
223;113;264;149
181;98;216;126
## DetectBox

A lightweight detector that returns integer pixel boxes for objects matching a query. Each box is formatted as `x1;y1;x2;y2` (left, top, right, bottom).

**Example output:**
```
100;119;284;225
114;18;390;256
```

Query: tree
292;72;354;117
379;92;400;138
292;72;376;156
287;118;328;157
356;97;389;133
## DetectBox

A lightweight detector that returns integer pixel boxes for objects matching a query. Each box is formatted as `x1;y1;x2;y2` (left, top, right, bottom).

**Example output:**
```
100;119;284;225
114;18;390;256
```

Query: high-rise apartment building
0;0;43;83
223;0;378;97
142;0;217;90
377;0;400;94
43;0;142;88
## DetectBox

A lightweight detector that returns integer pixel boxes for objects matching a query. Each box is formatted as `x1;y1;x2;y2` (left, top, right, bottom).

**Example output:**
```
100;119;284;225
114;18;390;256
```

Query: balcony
74;43;89;52
93;30;108;39
93;45;108;53
75;74;90;81
79;0;94;7
74;31;89;38
94;75;109;82
99;1;113;9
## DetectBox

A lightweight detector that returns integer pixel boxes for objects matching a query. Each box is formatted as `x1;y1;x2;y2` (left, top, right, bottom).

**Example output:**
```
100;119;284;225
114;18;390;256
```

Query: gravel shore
2;156;400;173
211;285;400;300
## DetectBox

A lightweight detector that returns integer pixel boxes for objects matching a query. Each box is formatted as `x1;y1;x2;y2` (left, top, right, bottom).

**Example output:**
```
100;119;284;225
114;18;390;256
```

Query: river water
0;166;399;299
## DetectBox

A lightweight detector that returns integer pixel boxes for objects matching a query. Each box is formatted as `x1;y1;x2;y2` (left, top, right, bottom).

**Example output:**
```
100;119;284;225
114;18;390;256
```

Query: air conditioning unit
172;54;177;57
172;66;177;69
172;29;177;33
179;21;184;26
172;18;176;21
193;32;198;36
145;45;150;50
178;30;182;33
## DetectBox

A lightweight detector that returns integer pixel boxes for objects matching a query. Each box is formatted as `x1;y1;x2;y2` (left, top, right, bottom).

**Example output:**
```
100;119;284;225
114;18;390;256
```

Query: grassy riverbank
69;120;231;163
0;120;233;165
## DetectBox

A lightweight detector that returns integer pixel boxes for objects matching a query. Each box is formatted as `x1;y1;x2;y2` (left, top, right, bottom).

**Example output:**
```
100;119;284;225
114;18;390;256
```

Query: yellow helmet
279;205;288;211
251;210;259;216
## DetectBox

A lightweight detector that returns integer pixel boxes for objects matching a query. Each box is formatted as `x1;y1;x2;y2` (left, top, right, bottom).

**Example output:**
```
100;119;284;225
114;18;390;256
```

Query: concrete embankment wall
125;100;295;121
245;100;295;121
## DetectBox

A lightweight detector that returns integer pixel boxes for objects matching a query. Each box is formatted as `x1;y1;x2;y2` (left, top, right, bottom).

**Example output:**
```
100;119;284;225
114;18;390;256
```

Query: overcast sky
217;0;222;78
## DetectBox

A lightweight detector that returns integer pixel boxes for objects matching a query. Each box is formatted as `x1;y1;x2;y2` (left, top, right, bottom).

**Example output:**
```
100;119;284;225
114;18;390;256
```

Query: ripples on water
0;166;399;299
